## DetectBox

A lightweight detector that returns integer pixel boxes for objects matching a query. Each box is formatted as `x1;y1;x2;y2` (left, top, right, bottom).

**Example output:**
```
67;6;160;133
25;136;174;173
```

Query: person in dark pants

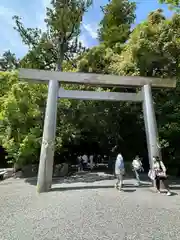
153;156;171;196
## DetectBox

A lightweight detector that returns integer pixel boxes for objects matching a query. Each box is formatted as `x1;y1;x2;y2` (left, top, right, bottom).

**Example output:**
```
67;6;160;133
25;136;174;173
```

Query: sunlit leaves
13;1;92;70
159;0;180;11
98;0;136;48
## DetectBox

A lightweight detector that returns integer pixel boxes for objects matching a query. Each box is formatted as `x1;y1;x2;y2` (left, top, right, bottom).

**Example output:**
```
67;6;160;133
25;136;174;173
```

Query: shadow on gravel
51;185;113;191
24;172;152;187
148;189;178;196
170;192;178;196
24;171;152;193
125;183;152;188
25;172;116;186
169;186;180;190
169;179;180;190
23;172;180;196
122;189;136;193
51;185;137;192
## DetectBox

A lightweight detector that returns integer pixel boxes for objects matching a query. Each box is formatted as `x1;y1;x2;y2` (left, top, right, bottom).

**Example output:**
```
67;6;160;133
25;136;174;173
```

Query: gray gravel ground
1;172;180;240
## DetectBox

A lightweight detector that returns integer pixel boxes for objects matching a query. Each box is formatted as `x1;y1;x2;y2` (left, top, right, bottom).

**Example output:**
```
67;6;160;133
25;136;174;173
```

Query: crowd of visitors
115;152;171;196
78;148;172;196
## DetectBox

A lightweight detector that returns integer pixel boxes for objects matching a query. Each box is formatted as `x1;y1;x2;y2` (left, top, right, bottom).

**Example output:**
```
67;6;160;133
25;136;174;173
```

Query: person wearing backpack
114;153;125;191
132;155;144;186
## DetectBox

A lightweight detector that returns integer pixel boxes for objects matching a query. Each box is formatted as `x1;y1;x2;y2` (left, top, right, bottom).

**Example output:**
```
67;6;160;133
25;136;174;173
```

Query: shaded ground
1;172;180;240
25;171;116;185
24;172;151;185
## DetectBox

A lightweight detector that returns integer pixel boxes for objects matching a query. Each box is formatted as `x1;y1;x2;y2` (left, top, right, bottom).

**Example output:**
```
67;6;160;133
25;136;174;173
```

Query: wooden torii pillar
19;69;176;192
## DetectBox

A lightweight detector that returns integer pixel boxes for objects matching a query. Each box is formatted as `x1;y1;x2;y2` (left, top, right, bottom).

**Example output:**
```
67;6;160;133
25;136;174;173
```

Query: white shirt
82;154;88;163
132;159;142;170
89;155;94;168
153;160;166;172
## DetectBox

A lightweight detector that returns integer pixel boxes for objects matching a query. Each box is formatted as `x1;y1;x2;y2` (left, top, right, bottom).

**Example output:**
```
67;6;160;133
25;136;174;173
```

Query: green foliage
110;10;180;78
98;0;136;49
159;0;180;11
0;51;19;71
107;9;180;173
13;0;92;70
77;44;114;73
0;71;18;98
0;72;47;165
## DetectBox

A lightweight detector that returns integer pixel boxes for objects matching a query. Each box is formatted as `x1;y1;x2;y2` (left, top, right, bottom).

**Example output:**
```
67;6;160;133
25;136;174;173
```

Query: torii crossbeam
19;68;176;193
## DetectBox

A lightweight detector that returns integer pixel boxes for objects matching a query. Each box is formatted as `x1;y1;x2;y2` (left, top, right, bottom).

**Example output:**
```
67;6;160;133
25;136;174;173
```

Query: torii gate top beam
19;68;176;88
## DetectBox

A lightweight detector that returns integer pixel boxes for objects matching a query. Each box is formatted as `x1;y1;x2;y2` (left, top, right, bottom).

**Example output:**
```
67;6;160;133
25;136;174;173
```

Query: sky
0;0;173;59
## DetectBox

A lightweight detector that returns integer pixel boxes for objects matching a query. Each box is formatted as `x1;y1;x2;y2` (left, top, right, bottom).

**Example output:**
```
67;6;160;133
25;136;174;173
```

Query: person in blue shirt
114;153;125;191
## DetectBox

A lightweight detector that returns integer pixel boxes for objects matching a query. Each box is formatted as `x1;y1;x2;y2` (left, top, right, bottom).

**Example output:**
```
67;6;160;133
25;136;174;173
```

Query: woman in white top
132;155;143;186
89;155;94;170
153;156;171;196
82;154;88;170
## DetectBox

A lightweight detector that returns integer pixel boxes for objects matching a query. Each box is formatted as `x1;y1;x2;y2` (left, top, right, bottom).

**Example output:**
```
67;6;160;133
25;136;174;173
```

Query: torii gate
19;68;176;193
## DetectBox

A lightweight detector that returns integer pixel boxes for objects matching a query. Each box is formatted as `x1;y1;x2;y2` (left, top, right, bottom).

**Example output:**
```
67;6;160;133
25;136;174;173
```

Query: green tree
77;44;114;74
13;0;92;70
110;10;180;77
0;0;94;166
0;73;46;165
159;0;180;11
110;9;180;173
98;0;136;49
0;51;19;71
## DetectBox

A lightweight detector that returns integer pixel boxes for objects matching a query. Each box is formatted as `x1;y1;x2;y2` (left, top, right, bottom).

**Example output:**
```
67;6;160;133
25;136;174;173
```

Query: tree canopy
98;0;136;50
159;0;180;11
0;0;180;175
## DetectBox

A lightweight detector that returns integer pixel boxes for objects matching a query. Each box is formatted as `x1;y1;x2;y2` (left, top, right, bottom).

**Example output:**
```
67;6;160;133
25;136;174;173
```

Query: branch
64;54;77;68
13;16;41;48
66;10;82;41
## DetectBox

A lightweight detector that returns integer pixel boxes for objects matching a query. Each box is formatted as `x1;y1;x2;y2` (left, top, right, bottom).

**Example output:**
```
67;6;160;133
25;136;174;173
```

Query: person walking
109;145;118;174
89;155;94;170
77;155;83;172
132;155;144;186
82;154;88;170
114;153;125;191
152;156;171;196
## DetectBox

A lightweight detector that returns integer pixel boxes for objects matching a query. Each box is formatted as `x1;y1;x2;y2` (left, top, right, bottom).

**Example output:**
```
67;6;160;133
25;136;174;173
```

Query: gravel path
1;173;180;240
